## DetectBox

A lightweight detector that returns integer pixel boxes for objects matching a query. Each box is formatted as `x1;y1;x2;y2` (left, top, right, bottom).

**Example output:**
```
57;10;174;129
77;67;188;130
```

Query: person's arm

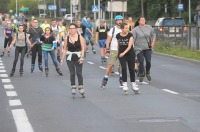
119;36;133;57
79;35;85;64
95;27;99;44
61;36;68;64
26;34;32;46
4;29;8;38
150;27;156;48
9;36;16;49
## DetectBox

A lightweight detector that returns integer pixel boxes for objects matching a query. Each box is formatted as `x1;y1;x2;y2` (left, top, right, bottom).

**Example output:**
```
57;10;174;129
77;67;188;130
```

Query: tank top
5;28;12;38
67;35;81;52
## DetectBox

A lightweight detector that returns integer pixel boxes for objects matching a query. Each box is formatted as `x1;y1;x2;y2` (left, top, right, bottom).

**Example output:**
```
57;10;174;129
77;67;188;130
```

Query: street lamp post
16;0;18;16
189;0;191;24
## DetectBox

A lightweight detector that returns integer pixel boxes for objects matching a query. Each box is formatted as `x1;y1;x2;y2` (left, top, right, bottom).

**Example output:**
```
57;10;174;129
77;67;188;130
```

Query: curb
153;52;200;64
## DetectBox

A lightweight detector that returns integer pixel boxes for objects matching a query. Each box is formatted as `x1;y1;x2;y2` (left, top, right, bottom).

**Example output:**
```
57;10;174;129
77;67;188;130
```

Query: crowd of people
0;14;156;97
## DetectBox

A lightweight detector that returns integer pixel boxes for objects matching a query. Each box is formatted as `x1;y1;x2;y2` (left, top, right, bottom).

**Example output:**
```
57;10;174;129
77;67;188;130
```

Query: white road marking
9;100;22;106
0;74;8;77
87;61;94;64
0;66;5;69
0;60;2;62
4;84;14;89
99;66;106;69
0;70;6;72
162;89;179;95
6;91;17;97
12;109;34;132
0;63;3;66
2;79;11;83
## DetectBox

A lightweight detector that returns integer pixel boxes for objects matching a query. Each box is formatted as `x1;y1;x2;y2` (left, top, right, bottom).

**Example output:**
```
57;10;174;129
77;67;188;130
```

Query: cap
100;19;105;22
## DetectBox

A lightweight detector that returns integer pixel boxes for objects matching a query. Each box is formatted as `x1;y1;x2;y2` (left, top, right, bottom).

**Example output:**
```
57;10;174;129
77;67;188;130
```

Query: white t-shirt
108;26;122;51
51;25;60;41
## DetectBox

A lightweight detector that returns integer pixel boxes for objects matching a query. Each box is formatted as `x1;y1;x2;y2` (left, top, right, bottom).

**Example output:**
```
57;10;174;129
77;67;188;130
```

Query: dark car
155;17;188;39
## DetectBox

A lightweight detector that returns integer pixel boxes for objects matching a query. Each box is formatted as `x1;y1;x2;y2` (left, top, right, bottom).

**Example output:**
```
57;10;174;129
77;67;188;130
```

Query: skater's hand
78;57;84;64
60;59;64;66
51;46;54;51
119;52;125;58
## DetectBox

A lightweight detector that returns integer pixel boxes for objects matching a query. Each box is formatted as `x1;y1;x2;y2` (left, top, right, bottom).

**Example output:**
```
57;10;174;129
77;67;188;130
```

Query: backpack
16;32;28;53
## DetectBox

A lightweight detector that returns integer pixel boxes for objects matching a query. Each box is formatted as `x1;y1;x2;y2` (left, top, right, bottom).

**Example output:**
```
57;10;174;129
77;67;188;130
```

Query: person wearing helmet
101;15;123;88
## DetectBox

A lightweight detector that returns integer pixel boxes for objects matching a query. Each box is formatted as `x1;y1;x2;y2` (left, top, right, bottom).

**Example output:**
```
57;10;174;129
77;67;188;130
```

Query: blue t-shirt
5;28;13;38
84;22;93;36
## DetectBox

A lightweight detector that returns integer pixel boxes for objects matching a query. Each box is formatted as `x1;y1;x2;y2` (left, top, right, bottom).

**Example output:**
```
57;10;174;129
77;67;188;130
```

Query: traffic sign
60;8;66;12
178;3;184;11
92;5;98;12
48;5;57;10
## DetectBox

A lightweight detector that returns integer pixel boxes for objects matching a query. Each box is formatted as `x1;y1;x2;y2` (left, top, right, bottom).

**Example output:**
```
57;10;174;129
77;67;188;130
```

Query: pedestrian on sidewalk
40;27;63;77
131;16;156;82
9;24;31;77
27;19;44;73
116;23;139;94
61;23;85;98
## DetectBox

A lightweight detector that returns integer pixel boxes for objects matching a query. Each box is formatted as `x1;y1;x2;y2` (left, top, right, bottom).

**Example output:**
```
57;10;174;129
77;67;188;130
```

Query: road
0;27;200;132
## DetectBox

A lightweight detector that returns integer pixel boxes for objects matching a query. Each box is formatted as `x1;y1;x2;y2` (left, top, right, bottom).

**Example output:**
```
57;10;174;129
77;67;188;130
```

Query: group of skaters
0;14;155;97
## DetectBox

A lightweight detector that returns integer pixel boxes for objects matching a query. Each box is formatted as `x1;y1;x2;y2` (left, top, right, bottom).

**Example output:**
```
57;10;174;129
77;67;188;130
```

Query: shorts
108;50;118;65
98;39;106;48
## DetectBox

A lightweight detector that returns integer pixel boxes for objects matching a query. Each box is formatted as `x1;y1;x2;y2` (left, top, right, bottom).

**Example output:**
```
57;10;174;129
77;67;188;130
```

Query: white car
64;14;74;21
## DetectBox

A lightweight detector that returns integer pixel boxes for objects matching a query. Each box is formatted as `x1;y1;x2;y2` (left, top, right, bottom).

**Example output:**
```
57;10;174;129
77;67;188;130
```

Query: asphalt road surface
0;26;200;132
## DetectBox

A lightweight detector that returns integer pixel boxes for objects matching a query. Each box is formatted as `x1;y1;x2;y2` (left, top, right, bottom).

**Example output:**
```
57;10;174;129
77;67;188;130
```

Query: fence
152;26;200;50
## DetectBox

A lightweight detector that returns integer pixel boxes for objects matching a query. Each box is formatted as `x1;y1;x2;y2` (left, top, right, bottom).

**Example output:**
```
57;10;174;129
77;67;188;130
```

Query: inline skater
101;15;123;88
116;23;139;95
95;19;109;64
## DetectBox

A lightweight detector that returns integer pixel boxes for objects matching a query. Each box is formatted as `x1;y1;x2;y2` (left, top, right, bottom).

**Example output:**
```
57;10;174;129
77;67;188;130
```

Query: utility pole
179;0;181;17
54;0;56;18
78;0;81;20
86;0;88;16
189;0;191;24
141;0;144;16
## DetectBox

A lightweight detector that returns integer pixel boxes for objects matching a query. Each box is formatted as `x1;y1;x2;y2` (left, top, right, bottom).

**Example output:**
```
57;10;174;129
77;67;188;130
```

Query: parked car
64;14;75;21
154;17;188;38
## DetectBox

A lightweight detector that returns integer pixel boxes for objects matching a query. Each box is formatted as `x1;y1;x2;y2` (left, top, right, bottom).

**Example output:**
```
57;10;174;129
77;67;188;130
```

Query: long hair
134;16;146;28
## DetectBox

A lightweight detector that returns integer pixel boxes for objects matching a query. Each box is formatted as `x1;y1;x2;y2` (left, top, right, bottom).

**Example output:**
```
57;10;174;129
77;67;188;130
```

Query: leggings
67;60;83;86
4;37;12;48
12;46;26;70
31;44;42;66
137;49;152;75
119;53;136;82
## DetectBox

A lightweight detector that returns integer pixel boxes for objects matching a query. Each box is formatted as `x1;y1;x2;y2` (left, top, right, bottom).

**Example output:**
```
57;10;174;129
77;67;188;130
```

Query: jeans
84;35;94;46
137;49;152;75
43;50;58;68
67;60;83;86
12;46;26;70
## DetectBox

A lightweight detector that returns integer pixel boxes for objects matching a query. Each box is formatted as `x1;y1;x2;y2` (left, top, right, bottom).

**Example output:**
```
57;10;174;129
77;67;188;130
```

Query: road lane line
6;91;17;97
0;63;3;66
87;61;94;64
0;69;6;72
99;66;106;69
0;74;8;77
12;109;34;132
9;100;22;106
4;84;14;89
2;79;11;83
162;89;179;95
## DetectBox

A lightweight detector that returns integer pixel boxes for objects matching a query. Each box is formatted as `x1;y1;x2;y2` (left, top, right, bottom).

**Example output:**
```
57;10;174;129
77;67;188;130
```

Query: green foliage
154;41;200;61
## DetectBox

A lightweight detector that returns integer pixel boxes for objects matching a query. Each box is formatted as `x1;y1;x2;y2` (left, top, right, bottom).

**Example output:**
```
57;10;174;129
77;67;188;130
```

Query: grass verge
154;41;200;61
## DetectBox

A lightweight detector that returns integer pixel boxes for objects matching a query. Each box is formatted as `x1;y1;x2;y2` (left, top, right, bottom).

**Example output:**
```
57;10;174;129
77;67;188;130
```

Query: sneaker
92;49;96;54
139;74;144;82
86;49;89;53
146;71;151;82
102;77;108;86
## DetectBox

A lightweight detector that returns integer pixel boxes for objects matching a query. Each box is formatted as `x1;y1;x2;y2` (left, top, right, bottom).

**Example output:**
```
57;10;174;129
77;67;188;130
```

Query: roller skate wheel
125;91;128;95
